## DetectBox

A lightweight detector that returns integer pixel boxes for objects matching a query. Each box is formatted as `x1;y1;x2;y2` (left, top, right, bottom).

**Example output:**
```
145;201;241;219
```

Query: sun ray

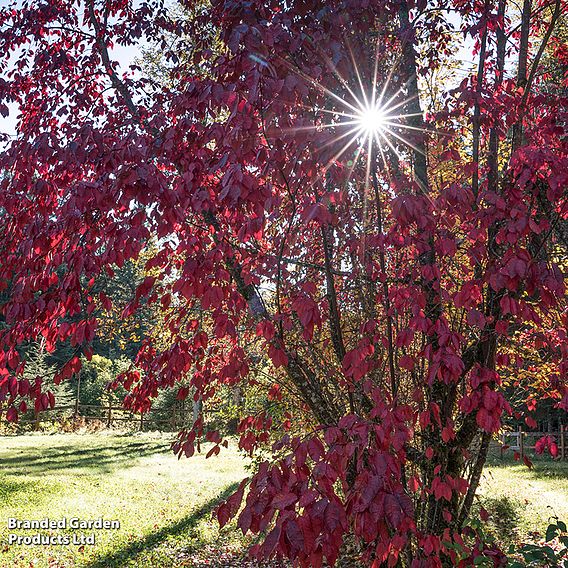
315;43;367;113
323;133;366;173
377;49;405;109
279;120;361;135
266;35;452;202
296;106;359;120
316;124;367;152
307;130;368;193
276;56;363;115
360;127;374;259
371;33;381;110
346;37;371;110
345;142;365;182
380;125;426;156
377;140;389;172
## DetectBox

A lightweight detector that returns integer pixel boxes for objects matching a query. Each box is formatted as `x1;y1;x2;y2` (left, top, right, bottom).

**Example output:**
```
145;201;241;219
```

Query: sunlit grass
479;454;568;544
0;433;249;567
1;435;567;566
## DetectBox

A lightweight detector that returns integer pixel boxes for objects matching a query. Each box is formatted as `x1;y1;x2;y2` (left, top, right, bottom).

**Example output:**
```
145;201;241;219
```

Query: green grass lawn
0;432;256;568
1;434;567;567
478;454;568;547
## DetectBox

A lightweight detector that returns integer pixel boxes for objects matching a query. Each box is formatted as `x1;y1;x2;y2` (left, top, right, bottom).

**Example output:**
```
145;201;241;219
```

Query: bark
458;432;491;525
192;397;202;425
321;224;347;365
511;0;532;150
511;0;561;151
455;0;507;526
472;8;489;199
487;0;507;193
398;1;428;192
371;156;397;396
399;0;449;536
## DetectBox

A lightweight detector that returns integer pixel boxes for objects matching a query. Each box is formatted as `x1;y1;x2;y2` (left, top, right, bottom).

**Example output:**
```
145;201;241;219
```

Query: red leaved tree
1;0;567;565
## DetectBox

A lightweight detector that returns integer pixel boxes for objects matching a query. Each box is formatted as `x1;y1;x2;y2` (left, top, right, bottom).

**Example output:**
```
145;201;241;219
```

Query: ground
479;453;568;546
0;432;261;568
0;433;567;567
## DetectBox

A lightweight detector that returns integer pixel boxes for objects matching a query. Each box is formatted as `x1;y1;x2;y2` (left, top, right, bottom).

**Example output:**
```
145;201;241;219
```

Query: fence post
561;424;565;461
106;397;112;427
139;413;144;431
74;371;81;416
518;425;524;457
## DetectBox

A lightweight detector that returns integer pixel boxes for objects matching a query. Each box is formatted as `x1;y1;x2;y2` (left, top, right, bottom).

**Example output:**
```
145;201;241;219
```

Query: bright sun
357;105;387;138
272;39;428;174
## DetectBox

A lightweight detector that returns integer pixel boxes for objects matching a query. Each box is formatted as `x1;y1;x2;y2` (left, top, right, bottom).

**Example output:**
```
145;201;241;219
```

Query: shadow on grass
85;483;239;568
0;476;66;511
479;495;522;537
0;440;171;475
0;477;59;502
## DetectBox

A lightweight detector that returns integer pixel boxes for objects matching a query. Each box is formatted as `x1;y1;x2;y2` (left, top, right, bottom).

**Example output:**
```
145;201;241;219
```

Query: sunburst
251;36;436;191
311;31;430;167
356;104;388;139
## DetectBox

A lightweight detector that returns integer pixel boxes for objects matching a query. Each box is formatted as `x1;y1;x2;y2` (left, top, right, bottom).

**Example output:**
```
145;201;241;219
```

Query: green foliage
147;384;190;429
23;341;75;414
75;354;130;410
92;258;153;360
474;495;521;542
507;518;568;567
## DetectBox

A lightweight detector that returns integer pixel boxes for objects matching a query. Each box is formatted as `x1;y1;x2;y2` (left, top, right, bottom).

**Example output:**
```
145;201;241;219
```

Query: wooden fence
12;402;190;432
10;405;567;454
500;426;567;459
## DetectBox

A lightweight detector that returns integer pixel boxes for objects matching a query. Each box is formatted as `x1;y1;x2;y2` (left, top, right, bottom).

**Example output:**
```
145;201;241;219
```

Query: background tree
0;0;567;566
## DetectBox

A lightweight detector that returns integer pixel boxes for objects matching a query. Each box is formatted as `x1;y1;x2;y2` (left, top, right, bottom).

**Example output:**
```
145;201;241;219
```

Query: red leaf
261;525;281;557
272;492;297;510
99;292;112;311
525;416;537;429
256;320;275;340
206;445;220;458
441;426;455;443
176;386;190;400
408;475;420;492
5;407;18;423
399;355;414;370
268;345;288;368
217;502;231;528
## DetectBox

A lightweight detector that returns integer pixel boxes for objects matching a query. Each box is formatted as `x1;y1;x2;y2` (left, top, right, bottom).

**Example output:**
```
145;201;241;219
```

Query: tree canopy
0;0;567;565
